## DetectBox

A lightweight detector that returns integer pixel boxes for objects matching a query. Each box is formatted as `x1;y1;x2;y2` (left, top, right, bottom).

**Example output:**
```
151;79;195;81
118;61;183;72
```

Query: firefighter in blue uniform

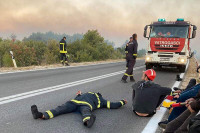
31;91;127;128
60;37;69;66
125;37;133;70
121;34;138;83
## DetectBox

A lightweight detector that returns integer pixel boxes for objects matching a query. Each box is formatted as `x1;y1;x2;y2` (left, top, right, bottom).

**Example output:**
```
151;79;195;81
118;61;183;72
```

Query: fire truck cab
144;18;197;72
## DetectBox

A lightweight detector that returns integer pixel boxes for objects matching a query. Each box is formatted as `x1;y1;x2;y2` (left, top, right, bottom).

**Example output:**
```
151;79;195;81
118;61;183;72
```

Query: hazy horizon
0;0;200;53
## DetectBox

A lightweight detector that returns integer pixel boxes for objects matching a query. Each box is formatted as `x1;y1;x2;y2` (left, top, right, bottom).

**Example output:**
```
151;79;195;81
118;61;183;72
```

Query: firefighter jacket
126;40;138;60
132;81;171;114
125;43;129;54
70;92;126;111
60;39;67;53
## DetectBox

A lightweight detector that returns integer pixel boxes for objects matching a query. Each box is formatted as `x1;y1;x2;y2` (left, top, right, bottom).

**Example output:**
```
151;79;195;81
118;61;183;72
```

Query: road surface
0;60;179;133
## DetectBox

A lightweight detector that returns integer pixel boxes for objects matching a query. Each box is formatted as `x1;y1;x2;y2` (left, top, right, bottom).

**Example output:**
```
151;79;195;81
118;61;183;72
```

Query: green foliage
23;40;47;65
44;50;57;64
10;44;37;67
2;52;13;67
0;39;12;67
82;30;104;47
46;40;60;62
0;30;124;67
23;31;83;43
138;49;147;57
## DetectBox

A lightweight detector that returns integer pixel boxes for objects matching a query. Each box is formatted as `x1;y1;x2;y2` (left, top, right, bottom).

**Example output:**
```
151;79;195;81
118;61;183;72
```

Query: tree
138;49;147;57
82;30;104;47
10;34;17;43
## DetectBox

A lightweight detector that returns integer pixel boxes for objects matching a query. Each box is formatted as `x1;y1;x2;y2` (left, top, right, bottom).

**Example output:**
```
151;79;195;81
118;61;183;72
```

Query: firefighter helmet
145;69;156;81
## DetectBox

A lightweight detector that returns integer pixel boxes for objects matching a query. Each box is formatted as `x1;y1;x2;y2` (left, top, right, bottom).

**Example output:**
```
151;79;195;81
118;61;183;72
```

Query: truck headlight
180;59;185;63
178;58;186;63
145;56;151;61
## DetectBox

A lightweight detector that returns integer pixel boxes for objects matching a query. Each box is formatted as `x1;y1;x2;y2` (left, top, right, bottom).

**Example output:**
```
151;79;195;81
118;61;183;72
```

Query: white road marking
0;61;125;75
0;65;145;105
141;61;189;133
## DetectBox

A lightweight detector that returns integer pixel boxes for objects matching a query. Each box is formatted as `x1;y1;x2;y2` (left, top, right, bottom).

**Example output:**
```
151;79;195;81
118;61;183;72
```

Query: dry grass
180;57;199;89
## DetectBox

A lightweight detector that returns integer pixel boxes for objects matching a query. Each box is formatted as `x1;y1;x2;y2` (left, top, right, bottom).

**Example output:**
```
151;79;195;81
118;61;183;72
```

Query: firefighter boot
31;105;43;119
65;63;70;66
65;61;70;66
83;114;96;128
130;76;135;82
121;79;128;83
61;61;64;66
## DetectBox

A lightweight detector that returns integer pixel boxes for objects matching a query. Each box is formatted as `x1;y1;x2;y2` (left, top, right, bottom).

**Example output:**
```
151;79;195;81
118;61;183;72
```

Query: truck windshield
150;26;188;38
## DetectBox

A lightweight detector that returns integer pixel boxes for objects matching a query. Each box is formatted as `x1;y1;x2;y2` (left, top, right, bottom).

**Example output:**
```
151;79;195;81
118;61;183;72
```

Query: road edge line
141;60;189;133
0;61;125;75
0;66;145;105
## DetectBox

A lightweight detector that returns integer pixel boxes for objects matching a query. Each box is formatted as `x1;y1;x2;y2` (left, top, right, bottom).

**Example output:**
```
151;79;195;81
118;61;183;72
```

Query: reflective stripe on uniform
46;110;54;119
83;116;90;122
125;51;128;54
133;54;137;56
60;43;67;53
60;43;65;52
107;101;110;109
95;93;101;108
71;99;93;110
88;92;101;108
124;73;133;77
120;101;124;106
60;51;67;53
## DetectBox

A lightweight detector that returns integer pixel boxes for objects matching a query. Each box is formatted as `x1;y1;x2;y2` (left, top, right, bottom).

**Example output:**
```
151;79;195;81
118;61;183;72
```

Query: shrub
10;44;37;67
24;40;47;65
2;52;13;67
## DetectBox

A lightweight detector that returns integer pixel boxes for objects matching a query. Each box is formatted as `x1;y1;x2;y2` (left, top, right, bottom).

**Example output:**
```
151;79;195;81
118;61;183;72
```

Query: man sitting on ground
132;69;171;117
164;90;200;133
159;65;200;128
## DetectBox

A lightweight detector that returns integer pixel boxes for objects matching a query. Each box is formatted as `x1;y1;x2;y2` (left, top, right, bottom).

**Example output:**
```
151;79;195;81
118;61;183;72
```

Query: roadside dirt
180;57;199;89
0;59;128;73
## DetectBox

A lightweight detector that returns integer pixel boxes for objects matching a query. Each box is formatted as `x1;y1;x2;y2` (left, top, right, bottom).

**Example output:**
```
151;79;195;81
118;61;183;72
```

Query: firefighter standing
125;37;133;70
31;91;127;128
60;37;69;66
121;34;138;83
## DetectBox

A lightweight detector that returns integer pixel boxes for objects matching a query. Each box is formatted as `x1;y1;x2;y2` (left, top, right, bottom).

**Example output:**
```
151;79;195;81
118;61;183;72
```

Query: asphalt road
0;60;180;133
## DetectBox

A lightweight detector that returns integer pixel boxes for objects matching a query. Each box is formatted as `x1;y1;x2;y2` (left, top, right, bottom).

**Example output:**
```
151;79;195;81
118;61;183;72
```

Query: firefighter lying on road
31;91;127;128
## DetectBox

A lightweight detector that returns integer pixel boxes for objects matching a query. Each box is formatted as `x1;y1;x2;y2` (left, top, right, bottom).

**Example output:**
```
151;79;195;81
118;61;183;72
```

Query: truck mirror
192;30;196;38
144;25;148;38
144;30;147;38
193;25;197;31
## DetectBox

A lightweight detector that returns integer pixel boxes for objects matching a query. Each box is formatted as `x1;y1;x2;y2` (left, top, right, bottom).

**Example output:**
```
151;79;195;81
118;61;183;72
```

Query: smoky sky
0;0;200;52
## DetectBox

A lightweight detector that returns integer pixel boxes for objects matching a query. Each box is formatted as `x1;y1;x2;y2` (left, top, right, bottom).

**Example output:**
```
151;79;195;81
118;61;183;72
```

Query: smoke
0;0;199;51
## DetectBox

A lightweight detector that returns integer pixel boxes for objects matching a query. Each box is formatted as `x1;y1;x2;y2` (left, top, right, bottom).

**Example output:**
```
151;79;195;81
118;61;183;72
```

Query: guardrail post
10;51;17;68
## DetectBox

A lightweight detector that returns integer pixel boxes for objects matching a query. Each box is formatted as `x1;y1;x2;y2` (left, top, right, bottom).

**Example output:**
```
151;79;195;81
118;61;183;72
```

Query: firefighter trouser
60;53;68;64
122;59;136;80
43;99;125;122
43;101;94;123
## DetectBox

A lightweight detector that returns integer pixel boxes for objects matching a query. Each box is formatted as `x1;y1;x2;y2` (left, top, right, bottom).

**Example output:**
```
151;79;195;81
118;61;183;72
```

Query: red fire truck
144;18;197;72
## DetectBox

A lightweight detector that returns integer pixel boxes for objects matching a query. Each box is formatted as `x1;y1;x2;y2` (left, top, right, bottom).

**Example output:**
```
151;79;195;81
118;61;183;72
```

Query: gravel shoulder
0;59;125;73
